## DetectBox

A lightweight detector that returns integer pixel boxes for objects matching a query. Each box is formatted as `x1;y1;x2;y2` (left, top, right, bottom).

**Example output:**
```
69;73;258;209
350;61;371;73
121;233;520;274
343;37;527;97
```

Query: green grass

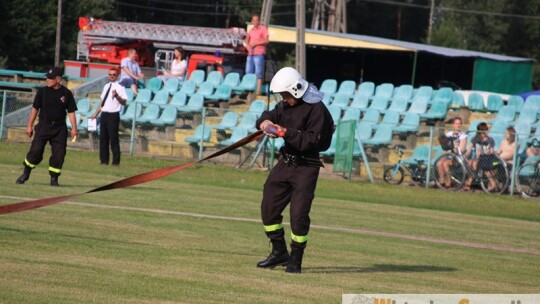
0;142;539;303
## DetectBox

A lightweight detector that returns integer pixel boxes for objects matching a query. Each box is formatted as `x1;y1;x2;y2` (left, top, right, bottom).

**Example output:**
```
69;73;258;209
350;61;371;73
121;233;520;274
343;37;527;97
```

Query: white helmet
269;67;309;99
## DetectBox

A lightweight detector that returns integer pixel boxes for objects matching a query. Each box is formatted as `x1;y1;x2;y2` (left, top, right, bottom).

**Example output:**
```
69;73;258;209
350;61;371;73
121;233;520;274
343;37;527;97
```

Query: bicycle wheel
516;162;540;198
433;154;467;191
383;166;404;185
478;158;509;194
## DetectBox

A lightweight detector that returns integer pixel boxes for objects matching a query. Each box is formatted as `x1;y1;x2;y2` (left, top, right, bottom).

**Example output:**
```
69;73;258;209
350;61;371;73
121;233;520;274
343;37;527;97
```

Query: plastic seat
467;93;485;112
514;120;532;141
163;78;180;95
189;70;205;86
178;93;204;113
205;84;232;102
432;87;453;105
233;73;257;93
490;105;516;125
401;145;430;165
507;95;524;113
360;109;380;126
321;93;332;106
185;124;211;143
392;84;413;101
153;107;177;126
421;101;448;120
77;115;89;131
373;83;394;100
450;92;466;108
356;81;375;98
170;92;187;108
486;94;503;112
513;107;537;125
268;101;277;111
125;88;135;103
393;113;420;133
66;113;82;129
327;105;342;125
237;112;258;133
151;90;170;106
76;98;92;116
349;94;370;110
364;124;393;145
133;89;152;104
196;81;214;99
120;103;143;122
206;71;223;88
366;95;389;112
412;86;433;103
213;112;238;130
331;94;350;109
145;77;163;94
525;95;540;113
383;97;409;114
248;100;266;117
137;104;161;123
319;79;338;96
356;122;373;142
219;127;248;146
375;111;400;129
407;97;428;114
341;107;361;122
332;80;356;98
179;80;197;97
223;72;240;88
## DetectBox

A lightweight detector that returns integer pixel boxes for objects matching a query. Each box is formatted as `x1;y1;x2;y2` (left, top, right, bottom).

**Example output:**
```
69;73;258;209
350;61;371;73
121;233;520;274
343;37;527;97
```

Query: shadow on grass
305;264;458;274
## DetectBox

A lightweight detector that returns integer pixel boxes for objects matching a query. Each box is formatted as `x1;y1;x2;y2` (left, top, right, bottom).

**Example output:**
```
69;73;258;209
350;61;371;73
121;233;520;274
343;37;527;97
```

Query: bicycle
433;147;510;194
383;146;432;187
515;155;540;198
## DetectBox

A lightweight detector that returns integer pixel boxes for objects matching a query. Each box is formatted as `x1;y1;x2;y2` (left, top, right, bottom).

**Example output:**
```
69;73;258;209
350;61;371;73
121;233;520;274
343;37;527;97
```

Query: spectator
496;126;516;166
161;46;187;81
119;48;144;95
245;15;269;95
463;122;497;192
437;117;467;188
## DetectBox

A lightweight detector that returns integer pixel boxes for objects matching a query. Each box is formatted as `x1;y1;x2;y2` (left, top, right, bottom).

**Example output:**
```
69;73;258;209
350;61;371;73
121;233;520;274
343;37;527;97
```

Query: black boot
50;175;60;187
285;246;305;274
257;239;289;269
16;166;32;184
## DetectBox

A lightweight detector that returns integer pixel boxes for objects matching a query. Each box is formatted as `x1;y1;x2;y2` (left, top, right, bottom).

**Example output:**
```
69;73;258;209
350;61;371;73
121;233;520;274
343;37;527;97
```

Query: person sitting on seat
437;117;467;188
496;126;516;169
463;122;497;192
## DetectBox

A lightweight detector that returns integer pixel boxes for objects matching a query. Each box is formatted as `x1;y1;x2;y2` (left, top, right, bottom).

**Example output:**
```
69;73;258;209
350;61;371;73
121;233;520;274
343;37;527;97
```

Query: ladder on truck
77;17;247;61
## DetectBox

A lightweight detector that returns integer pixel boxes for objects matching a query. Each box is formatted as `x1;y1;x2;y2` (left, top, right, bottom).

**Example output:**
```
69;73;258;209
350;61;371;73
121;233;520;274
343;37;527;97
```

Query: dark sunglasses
108;73;118;76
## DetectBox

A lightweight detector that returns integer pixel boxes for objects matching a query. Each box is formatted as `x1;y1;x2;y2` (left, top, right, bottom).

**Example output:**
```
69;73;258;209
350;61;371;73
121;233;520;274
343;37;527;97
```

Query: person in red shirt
245;15;269;95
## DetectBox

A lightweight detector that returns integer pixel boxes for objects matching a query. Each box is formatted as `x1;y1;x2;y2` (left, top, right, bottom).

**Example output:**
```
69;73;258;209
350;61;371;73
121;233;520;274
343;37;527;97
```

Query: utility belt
279;148;323;168
42;120;66;127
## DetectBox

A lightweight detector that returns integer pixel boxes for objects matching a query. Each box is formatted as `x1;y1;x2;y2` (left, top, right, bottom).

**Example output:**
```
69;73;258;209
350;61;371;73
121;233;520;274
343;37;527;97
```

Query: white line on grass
2;195;539;256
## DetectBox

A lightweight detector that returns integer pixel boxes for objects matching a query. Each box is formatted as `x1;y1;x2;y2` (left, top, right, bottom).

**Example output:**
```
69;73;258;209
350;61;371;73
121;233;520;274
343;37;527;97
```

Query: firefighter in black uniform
16;67;78;187
255;67;334;273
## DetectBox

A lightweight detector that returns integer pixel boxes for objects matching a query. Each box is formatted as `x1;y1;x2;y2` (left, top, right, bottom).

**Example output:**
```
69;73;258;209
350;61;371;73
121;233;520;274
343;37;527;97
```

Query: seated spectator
160;46;187;81
119;48;145;95
437;117;467;188
496;126;516;167
463;122;497;192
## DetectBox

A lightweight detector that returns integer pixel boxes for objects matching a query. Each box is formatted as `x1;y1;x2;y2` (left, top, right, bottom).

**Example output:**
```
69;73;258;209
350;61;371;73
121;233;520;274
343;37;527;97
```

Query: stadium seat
383;97;409;114
349;94;370;110
137;104;161;123
219;127;248;146
412;86;433;103
206;71;223;88
153;107;178;126
205;84;232;102
407;97;428;114
467;93;486;112
185;124;211;143
393;113;420;133
163;78;180;95
432;87;453;105
178;93;204;114
374;111;400;129
195;81;215;99
490;105;516;125
189;70;206;86
120;103;143;122
356;81;375;98
76;98;92;116
145;77;163;94
327;105;342;125
125;88;135;103
237;112;258;133
507;95;524;113
401;145;430;165
179;80;197;97
170;92;187;108
341;107;361;122
332;80;356;98
421;101;448;120
321;93;332;106
331;94;350;109
365;95;389;112
363;124;393;146
392;84;413;101
486;95;504;112
66;113;82;130
134;89;152;104
233;73;257;93
373;83;394;100
525;95;540;113
248;100;266;117
450;92;466;109
319;79;338;96
514;120;532;142
151;90;170;106
360;109;380;127
223;72;240;88
213;112;238;131
357;122;374;142
513;107;537;125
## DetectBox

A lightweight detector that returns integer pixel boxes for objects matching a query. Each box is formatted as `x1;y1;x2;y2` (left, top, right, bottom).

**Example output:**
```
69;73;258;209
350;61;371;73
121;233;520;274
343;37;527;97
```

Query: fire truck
75;17;248;78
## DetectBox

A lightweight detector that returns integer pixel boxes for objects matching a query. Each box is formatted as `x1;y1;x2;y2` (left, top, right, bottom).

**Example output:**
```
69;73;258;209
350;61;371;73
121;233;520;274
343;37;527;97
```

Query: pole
509;133;519;195
427;0;435;44
55;0;62;67
426;125;434;189
295;0;306;76
199;108;206;160
411;51;418;86
129;102;138;156
0;91;7;140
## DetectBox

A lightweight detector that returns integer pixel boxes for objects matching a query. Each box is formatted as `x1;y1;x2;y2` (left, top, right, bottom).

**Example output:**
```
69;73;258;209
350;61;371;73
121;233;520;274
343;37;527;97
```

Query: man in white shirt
119;49;144;95
91;68;127;166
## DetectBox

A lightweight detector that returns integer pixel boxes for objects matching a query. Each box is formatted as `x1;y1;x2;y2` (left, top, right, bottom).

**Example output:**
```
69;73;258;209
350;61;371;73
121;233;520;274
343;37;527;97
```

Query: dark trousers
99;112;121;165
25;122;67;176
261;160;320;241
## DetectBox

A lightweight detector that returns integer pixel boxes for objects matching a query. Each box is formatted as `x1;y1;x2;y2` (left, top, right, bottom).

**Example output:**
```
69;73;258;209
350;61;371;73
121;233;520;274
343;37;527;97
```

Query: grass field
1;142;539;303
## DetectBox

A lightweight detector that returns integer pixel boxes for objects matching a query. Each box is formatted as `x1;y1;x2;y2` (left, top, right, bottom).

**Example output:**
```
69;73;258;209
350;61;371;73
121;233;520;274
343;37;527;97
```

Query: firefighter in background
256;67;334;273
16;67;78;187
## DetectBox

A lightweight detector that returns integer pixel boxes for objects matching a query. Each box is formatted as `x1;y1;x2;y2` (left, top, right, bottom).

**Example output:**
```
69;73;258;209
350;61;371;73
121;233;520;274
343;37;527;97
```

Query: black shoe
257;239;289;269
285;246;304;274
50;176;60;187
16;166;32;184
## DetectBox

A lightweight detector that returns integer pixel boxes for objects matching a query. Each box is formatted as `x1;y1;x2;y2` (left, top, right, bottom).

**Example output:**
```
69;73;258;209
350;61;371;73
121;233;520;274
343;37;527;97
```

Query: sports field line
2;195;539;256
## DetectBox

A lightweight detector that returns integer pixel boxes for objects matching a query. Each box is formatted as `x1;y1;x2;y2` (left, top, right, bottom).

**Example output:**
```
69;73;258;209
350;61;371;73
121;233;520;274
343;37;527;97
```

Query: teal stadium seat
125;88;135;103
76;98;92;116
341;107;361;122
213;112;238;131
206;71;223;88
206;84;232;102
233;73;257;94
331;94;350;109
320;132;338;157
120;103;143;122
365;95;389;112
356;82;375;98
525;95;540;113
248;100;266;117
432;87;453;105
401;145;430;165
319;79;338;96
237;112;258;133
327;105;342;125
421;101;448;120
267;137;285;150
185;124;211;143
507;95;524;113
153;107;178;126
356;122;374;142
196;81;215;99
219;127;248;146
223;72;240;88
349;94;370;110
490;105;516;125
374;111;400;129
189;70;206;86
138;104;161;123
163;78;180;95
360;109;380;127
407;97;428;114
413;86;433;103
332;80;356;98
373;83;394;100
134;89;152;104
486;95;504;112
66;113;82;130
467;93;486;112
383;97;409;114
179;80;197;97
450;92;466;109
170;92;187;108
513;107;537;125
363;124;393;146
145;77;163;94
392;84;413;101
393;113;420;133
151;90;170;106
178;93;204;114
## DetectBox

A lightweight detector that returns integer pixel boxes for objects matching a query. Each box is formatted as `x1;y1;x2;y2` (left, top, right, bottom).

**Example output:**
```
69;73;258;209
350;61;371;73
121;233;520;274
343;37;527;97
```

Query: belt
43;121;66;126
280;149;323;168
